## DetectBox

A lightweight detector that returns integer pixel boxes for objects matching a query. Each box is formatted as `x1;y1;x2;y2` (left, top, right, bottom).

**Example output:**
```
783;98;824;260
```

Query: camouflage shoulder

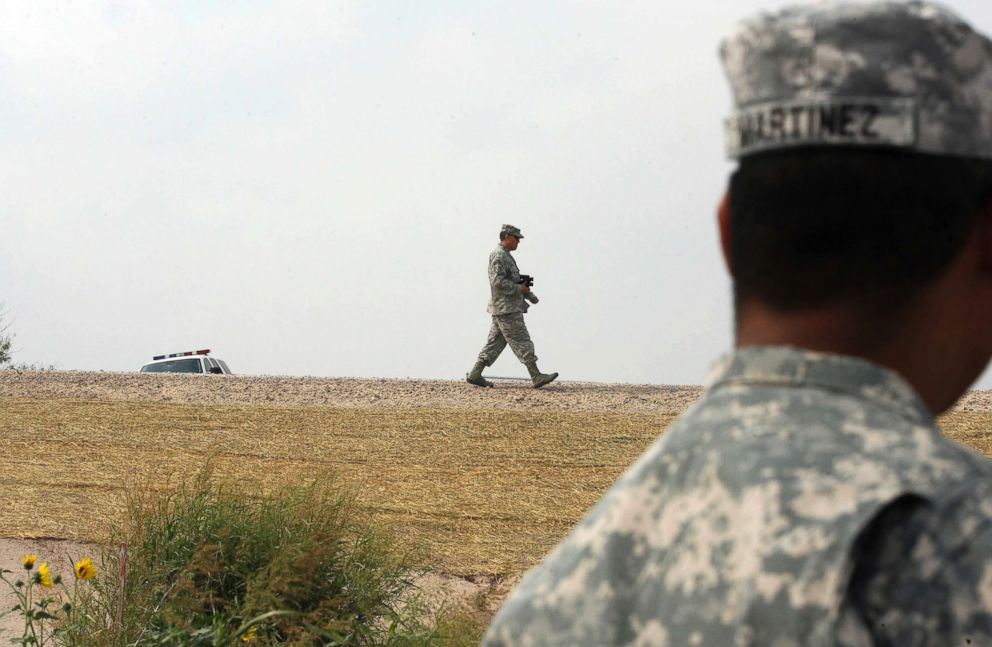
844;479;992;644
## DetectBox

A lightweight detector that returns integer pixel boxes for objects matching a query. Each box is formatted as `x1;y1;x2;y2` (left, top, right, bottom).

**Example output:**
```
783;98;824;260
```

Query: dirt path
0;370;705;411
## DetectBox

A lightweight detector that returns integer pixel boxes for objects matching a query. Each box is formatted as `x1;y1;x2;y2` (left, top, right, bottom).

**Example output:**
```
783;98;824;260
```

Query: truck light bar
152;349;211;361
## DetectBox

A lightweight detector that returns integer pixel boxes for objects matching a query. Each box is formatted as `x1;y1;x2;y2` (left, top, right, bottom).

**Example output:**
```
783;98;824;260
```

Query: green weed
48;466;485;646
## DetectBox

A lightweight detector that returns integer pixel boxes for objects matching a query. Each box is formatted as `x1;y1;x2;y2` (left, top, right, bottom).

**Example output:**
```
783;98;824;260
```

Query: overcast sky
2;0;991;390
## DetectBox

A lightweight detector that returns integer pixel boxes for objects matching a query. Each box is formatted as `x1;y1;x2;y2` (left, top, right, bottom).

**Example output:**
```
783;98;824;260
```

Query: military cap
720;1;992;160
500;224;524;239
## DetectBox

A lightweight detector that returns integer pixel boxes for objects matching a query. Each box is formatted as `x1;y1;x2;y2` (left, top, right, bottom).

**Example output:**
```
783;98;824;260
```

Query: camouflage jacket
483;346;992;646
487;245;537;315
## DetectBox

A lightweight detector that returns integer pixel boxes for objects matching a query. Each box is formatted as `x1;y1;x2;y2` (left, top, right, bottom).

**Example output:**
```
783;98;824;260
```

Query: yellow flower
74;558;96;580
241;626;257;642
21;554;37;570
36;562;52;588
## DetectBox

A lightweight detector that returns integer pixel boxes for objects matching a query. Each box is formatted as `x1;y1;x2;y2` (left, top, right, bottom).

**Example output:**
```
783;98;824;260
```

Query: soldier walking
466;224;558;389
484;1;992;645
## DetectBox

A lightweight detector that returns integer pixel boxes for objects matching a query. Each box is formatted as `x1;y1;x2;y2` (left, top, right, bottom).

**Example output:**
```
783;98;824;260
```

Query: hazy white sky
2;0;991;389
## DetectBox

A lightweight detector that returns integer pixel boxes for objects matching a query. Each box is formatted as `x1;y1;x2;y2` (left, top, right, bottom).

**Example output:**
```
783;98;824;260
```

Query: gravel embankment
949;389;992;412
1;370;990;413
0;370;705;413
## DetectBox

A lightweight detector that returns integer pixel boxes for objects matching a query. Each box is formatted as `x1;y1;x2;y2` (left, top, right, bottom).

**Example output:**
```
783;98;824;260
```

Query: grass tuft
55;464;482;646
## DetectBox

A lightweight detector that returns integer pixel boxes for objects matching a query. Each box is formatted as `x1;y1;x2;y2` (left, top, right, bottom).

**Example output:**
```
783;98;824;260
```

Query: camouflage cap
500;224;524;239
720;1;992;160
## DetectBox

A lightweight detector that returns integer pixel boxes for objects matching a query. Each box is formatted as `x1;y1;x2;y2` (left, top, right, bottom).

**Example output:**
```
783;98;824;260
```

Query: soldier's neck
734;300;969;416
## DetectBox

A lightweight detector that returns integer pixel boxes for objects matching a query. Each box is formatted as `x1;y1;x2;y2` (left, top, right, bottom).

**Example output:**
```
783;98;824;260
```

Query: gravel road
1;370;989;413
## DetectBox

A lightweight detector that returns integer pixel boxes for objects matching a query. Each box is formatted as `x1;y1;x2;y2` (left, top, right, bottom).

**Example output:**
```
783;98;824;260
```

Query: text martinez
725;99;917;157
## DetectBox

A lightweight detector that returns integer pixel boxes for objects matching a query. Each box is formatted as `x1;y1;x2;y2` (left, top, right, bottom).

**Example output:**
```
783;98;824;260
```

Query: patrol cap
501;224;524;239
720;1;992;160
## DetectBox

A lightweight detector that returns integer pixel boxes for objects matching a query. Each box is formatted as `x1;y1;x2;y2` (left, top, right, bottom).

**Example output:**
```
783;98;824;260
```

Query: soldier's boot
526;361;558;389
466;361;494;388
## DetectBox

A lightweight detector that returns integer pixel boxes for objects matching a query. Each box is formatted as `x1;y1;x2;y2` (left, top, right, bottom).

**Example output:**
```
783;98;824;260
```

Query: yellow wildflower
74;557;96;580
36;562;52;588
241;626;257;642
21;554;37;570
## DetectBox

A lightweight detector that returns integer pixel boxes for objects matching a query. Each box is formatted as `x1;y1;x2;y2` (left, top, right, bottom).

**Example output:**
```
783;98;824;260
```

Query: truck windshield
141;358;203;373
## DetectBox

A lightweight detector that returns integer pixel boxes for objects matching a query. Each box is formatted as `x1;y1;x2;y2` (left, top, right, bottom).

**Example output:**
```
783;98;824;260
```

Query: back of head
729;148;992;314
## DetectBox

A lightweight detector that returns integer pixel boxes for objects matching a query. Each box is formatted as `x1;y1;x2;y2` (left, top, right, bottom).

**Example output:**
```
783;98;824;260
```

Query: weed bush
53;468;484;646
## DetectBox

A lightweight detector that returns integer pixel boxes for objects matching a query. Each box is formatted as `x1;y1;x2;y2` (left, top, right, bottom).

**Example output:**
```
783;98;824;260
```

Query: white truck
139;349;232;375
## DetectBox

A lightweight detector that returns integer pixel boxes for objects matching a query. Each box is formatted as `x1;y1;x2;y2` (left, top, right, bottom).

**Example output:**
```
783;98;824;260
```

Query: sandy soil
0;539;96;639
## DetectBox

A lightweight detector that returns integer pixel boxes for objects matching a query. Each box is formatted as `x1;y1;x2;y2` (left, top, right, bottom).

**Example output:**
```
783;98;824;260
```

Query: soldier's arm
836;485;992;646
490;254;522;296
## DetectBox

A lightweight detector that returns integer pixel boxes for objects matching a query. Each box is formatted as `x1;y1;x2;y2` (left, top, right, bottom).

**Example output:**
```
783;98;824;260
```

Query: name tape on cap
725;98;918;157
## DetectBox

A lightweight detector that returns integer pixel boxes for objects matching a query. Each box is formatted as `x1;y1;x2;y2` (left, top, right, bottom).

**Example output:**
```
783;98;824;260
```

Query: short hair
500;231;517;241
727;148;992;318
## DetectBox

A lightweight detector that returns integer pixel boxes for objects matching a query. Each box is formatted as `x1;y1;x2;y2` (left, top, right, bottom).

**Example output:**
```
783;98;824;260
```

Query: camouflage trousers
477;313;537;366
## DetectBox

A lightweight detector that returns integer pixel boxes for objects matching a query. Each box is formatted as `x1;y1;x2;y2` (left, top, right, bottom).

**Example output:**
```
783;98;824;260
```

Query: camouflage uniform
484;1;992;644
477;243;540;367
483;347;992;646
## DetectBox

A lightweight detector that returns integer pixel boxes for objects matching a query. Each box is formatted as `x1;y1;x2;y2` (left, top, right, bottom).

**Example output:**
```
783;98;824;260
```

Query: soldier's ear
718;191;735;277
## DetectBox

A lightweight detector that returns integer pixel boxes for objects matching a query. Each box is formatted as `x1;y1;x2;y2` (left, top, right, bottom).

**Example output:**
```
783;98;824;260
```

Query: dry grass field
1;370;990;583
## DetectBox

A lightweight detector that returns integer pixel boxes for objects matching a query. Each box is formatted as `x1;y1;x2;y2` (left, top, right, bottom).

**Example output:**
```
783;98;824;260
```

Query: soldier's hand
531;296;539;304
520;284;531;295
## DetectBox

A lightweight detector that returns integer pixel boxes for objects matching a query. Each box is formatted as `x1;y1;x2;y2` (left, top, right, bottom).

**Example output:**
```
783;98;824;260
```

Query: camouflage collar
706;345;934;424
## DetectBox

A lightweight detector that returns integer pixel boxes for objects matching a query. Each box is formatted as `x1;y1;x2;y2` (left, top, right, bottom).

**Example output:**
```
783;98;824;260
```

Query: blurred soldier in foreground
466;224;558;389
484;2;992;645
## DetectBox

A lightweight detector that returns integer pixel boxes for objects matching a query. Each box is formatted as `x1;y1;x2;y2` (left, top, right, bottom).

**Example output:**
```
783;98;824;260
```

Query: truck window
140;358;204;373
